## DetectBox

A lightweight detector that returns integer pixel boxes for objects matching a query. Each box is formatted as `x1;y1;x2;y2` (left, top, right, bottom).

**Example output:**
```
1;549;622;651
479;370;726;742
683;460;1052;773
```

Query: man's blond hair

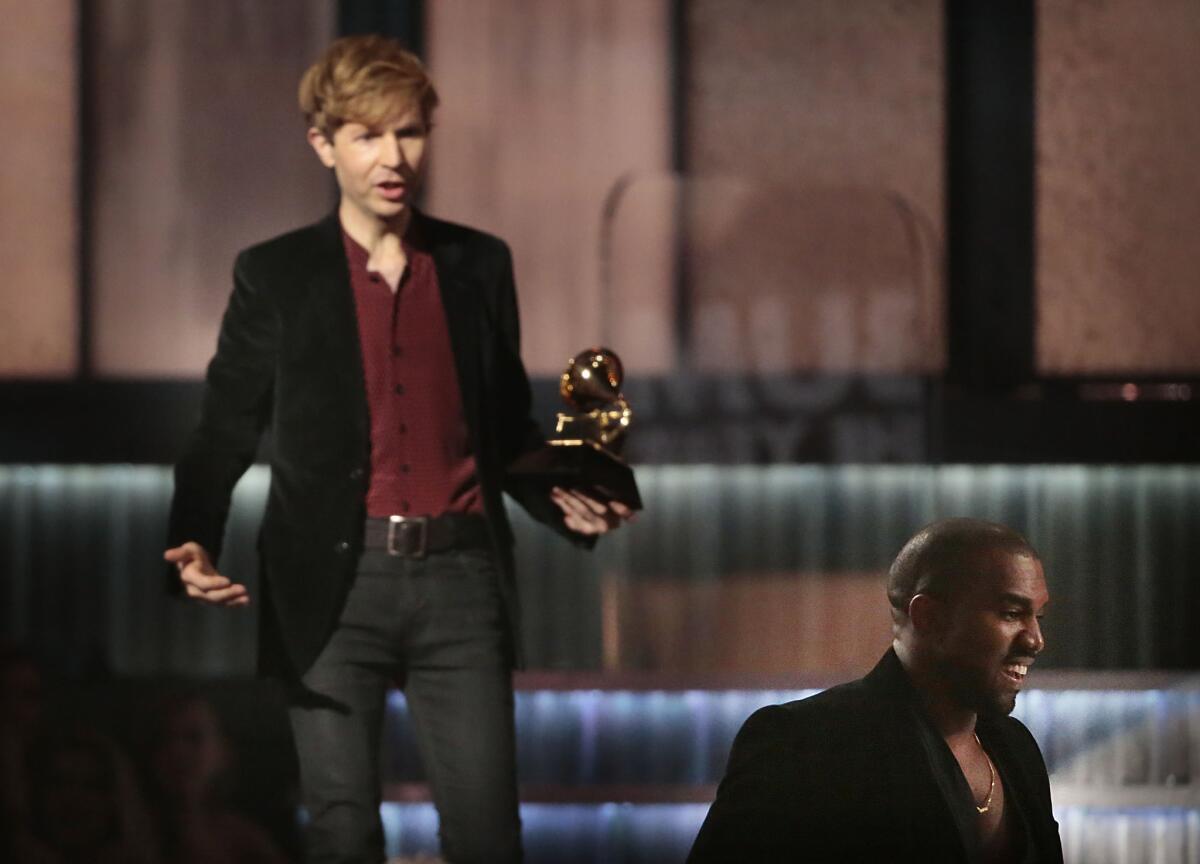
298;35;439;137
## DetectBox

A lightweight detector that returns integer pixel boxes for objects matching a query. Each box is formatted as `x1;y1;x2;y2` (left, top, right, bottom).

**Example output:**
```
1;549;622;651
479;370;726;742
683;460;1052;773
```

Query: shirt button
369;274;380;283
335;541;350;553
398;423;407;434
392;345;403;357
401;501;410;512
394;383;405;395
401;464;411;474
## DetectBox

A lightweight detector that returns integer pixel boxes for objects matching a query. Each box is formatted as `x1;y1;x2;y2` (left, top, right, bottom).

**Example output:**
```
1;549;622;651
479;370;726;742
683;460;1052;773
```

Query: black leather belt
362;514;491;558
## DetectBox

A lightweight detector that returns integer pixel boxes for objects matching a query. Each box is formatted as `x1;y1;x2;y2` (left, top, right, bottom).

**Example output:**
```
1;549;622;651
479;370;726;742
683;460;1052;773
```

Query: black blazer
168;210;578;678
687;649;1063;863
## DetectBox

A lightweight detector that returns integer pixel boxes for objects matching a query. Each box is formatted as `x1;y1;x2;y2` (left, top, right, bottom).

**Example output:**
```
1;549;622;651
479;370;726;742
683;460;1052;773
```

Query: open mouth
1001;662;1030;687
377;181;407;201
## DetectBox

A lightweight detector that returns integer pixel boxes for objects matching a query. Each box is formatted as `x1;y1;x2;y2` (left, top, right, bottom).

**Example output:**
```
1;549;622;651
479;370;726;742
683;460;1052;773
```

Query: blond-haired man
165;35;630;863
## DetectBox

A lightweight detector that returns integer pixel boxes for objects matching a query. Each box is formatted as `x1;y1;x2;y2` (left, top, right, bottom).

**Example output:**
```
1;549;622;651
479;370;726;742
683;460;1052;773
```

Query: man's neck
339;199;411;255
893;639;978;743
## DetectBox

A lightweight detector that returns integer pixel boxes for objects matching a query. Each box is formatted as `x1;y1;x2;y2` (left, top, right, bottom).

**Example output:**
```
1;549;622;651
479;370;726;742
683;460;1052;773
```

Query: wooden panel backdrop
425;0;673;375
0;0;78;377
88;0;334;376
1038;0;1200;375
683;0;946;373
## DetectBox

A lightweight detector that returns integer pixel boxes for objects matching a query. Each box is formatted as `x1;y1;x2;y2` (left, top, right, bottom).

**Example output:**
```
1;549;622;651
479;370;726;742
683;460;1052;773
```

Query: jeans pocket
427;550;503;625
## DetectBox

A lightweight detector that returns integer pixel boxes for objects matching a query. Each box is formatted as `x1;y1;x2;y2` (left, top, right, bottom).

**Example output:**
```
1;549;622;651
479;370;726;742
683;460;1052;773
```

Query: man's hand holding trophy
510;346;642;535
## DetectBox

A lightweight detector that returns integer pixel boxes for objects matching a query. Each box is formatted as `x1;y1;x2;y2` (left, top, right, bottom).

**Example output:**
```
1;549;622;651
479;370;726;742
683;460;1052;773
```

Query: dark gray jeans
287;546;521;864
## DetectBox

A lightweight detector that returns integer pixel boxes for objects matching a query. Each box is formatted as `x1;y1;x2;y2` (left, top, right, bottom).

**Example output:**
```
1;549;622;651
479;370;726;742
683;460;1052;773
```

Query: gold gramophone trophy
510;347;642;510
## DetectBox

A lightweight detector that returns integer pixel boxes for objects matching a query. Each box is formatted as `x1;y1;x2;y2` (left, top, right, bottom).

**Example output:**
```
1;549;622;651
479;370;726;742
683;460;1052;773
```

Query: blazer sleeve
491;242;596;549
165;251;279;589
687;706;808;863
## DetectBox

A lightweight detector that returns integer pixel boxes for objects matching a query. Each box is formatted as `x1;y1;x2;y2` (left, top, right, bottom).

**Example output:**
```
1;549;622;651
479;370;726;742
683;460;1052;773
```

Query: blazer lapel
422;214;483;440
307;213;369;443
977;722;1060;860
910;703;981;862
866;652;975;861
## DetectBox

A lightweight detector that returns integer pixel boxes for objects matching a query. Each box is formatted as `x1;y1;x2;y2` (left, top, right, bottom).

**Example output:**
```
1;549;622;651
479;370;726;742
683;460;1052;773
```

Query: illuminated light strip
384;687;1200;785
373;803;1200;862
380;783;1200;809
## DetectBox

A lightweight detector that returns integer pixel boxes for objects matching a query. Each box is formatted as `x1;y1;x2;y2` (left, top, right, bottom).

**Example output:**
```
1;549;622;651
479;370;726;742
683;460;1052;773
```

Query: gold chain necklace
973;732;996;814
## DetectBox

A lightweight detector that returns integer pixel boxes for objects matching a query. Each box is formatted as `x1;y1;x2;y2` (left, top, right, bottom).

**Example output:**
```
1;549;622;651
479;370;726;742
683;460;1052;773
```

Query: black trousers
287;546;521;864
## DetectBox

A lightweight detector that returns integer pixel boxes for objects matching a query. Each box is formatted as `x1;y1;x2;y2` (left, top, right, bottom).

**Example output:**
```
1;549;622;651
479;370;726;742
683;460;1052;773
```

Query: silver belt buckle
387;515;428;558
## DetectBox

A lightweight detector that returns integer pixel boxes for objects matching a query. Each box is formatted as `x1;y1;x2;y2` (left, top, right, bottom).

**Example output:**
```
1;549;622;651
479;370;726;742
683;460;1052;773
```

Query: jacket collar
862;645;919;700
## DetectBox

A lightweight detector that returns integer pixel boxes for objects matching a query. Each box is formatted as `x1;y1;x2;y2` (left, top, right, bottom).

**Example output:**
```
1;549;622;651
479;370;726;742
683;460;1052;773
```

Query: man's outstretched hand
163;542;251;607
551;487;637;536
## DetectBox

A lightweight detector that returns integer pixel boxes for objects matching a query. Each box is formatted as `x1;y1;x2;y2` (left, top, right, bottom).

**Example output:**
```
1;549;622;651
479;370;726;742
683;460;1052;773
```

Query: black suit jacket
687;649;1063;863
168;210;580;678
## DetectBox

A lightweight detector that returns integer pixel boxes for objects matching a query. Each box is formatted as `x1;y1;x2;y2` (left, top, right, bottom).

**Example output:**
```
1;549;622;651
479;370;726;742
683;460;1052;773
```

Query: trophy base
508;441;643;510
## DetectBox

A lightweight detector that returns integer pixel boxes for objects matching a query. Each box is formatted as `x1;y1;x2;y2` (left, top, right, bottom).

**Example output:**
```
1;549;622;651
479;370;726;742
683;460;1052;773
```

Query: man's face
934;551;1048;717
309;101;428;224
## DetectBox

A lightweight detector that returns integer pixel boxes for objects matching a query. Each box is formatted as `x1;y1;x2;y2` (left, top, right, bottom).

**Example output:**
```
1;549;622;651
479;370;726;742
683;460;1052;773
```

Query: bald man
687;518;1063;864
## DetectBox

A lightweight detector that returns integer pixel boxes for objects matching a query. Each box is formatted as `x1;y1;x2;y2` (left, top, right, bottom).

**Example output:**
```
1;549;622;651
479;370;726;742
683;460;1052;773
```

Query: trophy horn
560;347;624;410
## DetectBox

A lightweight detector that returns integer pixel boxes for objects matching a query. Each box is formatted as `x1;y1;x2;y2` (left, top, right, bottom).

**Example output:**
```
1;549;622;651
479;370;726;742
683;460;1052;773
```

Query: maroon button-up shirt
343;227;483;518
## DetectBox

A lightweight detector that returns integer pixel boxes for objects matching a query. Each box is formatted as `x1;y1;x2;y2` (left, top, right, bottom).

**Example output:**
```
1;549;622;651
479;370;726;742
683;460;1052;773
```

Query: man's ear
307;127;336;168
907;593;943;637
